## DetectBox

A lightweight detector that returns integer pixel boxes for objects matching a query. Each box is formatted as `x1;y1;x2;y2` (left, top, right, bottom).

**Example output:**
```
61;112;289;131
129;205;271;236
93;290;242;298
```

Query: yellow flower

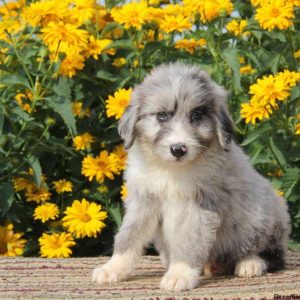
0;224;26;257
197;0;234;23
255;0;295;31
85;36;114;59
13;176;33;192
226;19;250;37
175;38;207;54
111;2;149;30
276;190;284;197
22;0;68;27
81;150;119;183
113;144;127;172
250;0;270;7
41;21;89;54
275;70;300;88
159;14;192;33
294;49;300;58
98;185;108;194
25;185;51;203
112;57;126;68
295;123;300;135
240;65;253;74
15;90;33;113
39;232;75;258
121;184;128;201
34;203;59;223
59;51;85;78
239;56;246;64
71;0;96;24
240;100;274;124
249;74;290;107
62;199;107;238
53;179;73;194
106;88;132;120
73;132;94;151
72;102;91;118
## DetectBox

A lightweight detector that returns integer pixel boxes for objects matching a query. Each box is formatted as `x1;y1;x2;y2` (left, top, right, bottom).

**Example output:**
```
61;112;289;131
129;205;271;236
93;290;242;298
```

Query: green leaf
269;137;287;167
222;47;241;91
0;104;4;135
96;70;118;82
241;132;261;146
53;77;72;98
108;204;123;228
109;39;134;50
281;168;300;200
0;181;14;217
0;74;31;89
26;155;42;187
269;53;281;74
46;96;77;136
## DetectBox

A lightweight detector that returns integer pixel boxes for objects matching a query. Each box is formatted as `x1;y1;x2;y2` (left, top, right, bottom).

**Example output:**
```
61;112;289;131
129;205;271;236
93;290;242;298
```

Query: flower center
80;213;91;223
0;241;8;254
271;8;280;17
119;98;128;107
51;240;61;249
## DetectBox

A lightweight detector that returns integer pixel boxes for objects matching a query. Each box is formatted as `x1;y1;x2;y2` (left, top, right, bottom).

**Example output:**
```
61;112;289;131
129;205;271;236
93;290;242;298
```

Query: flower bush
0;0;300;257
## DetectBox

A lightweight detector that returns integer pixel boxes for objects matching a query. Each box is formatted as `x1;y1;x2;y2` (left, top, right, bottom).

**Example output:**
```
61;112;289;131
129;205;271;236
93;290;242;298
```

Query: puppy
92;62;290;291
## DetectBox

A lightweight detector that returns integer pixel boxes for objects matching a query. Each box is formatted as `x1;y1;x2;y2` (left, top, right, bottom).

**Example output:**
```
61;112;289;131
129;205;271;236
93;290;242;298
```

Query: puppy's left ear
215;106;234;151
210;84;234;151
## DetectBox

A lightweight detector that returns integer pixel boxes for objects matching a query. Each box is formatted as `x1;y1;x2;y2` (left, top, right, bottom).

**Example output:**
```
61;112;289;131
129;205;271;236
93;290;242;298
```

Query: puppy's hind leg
154;225;169;269
234;255;267;278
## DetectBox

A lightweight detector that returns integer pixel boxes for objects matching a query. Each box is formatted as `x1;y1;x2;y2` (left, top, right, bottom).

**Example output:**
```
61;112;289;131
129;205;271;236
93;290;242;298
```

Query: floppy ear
118;92;138;149
215;106;234;151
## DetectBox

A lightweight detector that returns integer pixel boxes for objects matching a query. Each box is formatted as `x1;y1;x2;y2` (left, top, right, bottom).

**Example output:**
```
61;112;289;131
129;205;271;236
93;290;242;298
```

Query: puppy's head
118;63;234;164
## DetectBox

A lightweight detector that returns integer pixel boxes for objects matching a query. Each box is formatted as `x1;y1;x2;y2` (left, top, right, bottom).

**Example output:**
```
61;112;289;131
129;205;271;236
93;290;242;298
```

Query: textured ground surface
0;252;300;300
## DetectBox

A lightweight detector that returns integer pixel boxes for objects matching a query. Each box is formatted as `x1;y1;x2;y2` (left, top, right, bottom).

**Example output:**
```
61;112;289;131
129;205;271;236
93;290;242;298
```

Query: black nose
170;143;188;158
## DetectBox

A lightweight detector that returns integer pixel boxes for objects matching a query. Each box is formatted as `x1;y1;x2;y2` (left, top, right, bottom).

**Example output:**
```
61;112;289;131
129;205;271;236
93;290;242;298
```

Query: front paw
92;258;129;284
160;263;199;291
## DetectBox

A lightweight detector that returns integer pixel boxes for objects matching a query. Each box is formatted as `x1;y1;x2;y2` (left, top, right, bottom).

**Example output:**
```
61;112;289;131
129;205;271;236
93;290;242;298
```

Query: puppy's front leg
92;196;159;284
160;206;221;291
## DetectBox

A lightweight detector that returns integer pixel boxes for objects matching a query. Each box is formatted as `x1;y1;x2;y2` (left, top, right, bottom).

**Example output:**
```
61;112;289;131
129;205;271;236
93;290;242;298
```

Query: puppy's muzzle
170;143;187;158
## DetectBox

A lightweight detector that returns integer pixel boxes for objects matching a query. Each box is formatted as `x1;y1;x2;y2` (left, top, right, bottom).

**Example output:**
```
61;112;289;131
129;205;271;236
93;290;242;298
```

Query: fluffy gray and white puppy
92;62;290;291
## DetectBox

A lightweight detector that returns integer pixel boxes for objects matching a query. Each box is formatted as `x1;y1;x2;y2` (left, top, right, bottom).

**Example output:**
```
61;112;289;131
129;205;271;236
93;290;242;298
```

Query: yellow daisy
25;185;51;203
275;70;300;88
41;21;89;54
13;176;33;192
14;90;33;113
62;199;107;238
113;144;127;172
112;57;126;68
34;203;59;223
111;2;149;30
73;132;94;151
198;0;234;23
249;74;290;107
59;52;85;78
159;14;192;33
255;0;295;31
72;102;91;118
120;184;128;201
294;49;300;58
226;19;250;37
81;150;119;183
39;232;75;258
175;38;206;54
71;0;96;24
240;65;254;75
53;179;73;194
0;224;26;257
85;36;114;60
295;123;300;135
105;88;132;120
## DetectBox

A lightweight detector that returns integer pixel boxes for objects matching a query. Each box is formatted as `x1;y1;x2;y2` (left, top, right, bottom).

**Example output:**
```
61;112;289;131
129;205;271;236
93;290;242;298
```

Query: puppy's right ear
118;93;138;149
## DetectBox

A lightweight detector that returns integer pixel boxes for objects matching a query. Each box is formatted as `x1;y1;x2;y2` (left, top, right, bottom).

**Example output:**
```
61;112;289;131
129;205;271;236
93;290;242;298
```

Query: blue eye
190;107;205;122
156;112;169;123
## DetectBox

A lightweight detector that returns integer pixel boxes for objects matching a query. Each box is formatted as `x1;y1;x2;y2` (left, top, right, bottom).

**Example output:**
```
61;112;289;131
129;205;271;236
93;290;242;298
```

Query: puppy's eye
190;107;205;123
156;112;169;123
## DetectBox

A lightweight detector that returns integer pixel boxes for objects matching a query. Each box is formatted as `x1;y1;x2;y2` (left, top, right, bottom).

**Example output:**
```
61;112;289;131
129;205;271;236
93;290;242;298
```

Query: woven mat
1;252;300;300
